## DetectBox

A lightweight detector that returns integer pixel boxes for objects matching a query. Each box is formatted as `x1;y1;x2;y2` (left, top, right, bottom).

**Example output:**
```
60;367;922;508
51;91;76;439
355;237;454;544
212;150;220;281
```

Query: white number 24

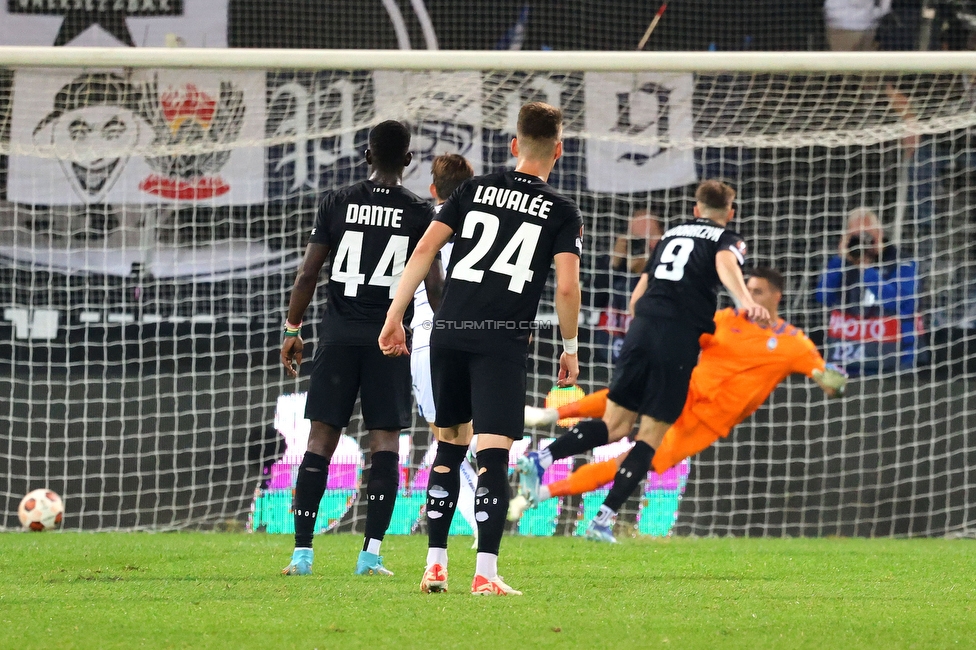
451;210;542;294
330;231;409;298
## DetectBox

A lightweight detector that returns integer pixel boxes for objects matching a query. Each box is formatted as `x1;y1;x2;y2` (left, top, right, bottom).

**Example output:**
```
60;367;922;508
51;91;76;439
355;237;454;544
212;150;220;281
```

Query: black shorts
304;344;412;431
607;315;701;424
429;345;527;440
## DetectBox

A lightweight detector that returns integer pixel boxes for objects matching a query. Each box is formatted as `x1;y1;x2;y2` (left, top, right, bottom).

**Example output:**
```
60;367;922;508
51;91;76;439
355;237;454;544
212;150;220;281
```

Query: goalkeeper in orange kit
511;267;847;533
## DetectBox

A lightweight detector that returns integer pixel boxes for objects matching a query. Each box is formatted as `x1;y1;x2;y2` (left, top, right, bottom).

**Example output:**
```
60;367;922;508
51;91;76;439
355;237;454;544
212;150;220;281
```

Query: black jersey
634;217;746;334
308;180;433;345
431;170;583;360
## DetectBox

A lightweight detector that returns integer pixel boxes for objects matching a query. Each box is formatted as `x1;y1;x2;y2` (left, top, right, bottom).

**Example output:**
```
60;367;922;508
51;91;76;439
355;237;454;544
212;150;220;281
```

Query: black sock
363;450;399;551
474;448;511;556
546;419;610;461
293;451;330;549
426;441;468;549
602;440;655;513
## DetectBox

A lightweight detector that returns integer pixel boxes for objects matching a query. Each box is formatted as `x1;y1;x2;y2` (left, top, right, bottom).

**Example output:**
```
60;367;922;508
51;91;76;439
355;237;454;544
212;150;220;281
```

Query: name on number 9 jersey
308;180;434;345
635;217;746;335
432;170;584;359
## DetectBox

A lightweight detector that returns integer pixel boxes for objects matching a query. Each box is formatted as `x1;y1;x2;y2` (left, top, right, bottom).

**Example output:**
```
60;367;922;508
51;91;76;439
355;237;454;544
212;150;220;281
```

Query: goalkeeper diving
512;267;847;531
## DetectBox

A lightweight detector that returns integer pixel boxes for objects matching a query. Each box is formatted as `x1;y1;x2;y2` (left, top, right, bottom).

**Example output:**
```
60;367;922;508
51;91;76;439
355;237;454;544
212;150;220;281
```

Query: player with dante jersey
510;268;848;534
279;120;437;578
380;102;583;595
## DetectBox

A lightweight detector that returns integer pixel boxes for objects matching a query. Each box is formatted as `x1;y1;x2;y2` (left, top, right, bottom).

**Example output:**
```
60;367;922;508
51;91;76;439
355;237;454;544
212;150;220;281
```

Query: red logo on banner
828;311;900;342
139;175;230;201
160;84;217;130
141;80;243;200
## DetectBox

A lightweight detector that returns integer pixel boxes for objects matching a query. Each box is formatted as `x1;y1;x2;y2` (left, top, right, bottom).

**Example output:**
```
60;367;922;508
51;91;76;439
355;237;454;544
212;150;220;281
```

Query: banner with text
0;0;227;48
583;72;697;193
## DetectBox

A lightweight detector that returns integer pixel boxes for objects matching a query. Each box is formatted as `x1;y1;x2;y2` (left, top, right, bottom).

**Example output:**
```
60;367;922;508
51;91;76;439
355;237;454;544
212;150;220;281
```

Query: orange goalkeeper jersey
684;307;826;436
654;308;826;472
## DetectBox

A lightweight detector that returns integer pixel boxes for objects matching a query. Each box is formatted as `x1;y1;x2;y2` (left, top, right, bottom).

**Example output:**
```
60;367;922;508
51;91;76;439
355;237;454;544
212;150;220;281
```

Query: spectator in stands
815;208;919;374
824;0;892;51
591;210;663;362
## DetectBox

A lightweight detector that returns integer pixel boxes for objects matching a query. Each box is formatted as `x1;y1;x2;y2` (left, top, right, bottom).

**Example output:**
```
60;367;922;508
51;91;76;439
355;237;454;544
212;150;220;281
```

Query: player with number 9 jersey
635;209;747;335
515;180;771;545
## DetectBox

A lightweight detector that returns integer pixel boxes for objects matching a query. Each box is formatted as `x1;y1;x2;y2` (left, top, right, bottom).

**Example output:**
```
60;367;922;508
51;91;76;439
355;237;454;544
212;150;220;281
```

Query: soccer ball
18;489;64;531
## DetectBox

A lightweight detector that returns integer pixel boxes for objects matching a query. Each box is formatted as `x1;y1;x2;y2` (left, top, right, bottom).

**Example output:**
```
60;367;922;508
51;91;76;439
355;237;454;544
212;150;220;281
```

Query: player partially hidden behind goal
409;154;481;549
511;267;848;537
517;180;770;542
279;121;437;578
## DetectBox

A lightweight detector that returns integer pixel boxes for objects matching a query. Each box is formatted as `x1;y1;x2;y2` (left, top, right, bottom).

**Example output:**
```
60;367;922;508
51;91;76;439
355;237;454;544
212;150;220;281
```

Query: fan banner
583;72;697;193
0;0;227;47
265;71;374;199
6;67;266;205
374;70;484;196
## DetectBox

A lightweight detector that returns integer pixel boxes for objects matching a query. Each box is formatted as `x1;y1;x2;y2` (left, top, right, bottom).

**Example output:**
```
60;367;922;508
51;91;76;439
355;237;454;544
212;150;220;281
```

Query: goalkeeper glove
813;363;848;398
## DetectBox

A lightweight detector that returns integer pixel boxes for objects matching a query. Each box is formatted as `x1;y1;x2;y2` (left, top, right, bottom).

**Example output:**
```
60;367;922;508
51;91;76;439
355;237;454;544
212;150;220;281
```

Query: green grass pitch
1;532;974;649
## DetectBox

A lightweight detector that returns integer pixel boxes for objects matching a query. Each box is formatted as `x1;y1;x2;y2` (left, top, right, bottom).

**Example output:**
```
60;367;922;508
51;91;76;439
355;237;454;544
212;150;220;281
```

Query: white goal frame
2;47;976;73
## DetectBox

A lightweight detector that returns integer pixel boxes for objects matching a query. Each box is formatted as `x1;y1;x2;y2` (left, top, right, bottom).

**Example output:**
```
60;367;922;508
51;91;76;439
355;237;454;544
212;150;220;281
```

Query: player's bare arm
715;250;770;325
379;220;454;356
553;251;581;387
629;272;649;316
281;242;330;378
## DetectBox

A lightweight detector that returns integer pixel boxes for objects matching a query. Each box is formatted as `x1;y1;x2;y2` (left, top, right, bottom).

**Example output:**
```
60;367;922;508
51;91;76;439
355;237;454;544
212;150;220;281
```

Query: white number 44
330;231;409;298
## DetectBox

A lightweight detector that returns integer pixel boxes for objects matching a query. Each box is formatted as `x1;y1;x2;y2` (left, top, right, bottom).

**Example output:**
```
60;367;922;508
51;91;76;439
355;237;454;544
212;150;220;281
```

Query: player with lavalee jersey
510;268;848;532
517;180;772;543
380;102;583;596
280;121;439;578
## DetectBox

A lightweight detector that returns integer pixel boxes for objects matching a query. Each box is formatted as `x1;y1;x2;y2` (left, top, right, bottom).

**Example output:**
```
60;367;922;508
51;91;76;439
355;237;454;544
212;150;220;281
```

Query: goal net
1;50;975;536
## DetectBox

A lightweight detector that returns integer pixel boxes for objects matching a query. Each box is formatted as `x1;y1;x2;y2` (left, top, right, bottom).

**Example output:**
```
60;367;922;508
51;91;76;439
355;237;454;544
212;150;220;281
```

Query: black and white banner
584;72;697;193
0;0;227;48
7;68;265;205
374;71;484;196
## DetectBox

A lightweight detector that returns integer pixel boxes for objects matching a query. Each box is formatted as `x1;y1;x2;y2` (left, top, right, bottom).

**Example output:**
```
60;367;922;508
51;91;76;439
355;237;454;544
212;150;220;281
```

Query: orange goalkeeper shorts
652;406;729;474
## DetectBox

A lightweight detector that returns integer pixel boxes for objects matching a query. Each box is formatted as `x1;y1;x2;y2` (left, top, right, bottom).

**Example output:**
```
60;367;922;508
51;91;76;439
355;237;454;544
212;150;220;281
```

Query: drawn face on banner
32;73;148;203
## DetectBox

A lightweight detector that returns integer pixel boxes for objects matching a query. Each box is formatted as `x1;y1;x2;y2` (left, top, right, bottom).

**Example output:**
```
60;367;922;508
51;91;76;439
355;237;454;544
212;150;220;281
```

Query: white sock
538;486;552;502
365;538;382;555
426;547;448;568
475;552;498;579
593;505;616;527
537;448;553;470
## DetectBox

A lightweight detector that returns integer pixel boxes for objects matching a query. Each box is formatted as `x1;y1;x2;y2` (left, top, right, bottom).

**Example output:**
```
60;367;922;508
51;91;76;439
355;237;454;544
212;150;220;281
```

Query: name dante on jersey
343;203;405;228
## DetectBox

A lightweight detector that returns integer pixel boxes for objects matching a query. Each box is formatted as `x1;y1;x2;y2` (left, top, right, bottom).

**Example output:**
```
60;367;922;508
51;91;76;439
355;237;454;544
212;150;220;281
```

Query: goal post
1;48;974;536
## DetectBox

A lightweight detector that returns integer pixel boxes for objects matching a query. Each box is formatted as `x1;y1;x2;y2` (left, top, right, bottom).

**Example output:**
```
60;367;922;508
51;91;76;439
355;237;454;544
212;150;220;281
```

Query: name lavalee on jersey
344;203;404;228
472;185;553;219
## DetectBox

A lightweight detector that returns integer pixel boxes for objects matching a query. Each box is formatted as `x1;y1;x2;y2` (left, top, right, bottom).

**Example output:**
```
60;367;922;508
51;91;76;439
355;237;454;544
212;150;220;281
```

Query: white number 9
653;237;695;281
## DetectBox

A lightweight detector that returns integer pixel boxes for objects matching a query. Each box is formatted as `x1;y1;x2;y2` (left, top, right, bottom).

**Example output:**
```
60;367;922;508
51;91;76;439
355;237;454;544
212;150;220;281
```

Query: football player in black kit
280;120;440;578
379;102;583;595
517;180;772;542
